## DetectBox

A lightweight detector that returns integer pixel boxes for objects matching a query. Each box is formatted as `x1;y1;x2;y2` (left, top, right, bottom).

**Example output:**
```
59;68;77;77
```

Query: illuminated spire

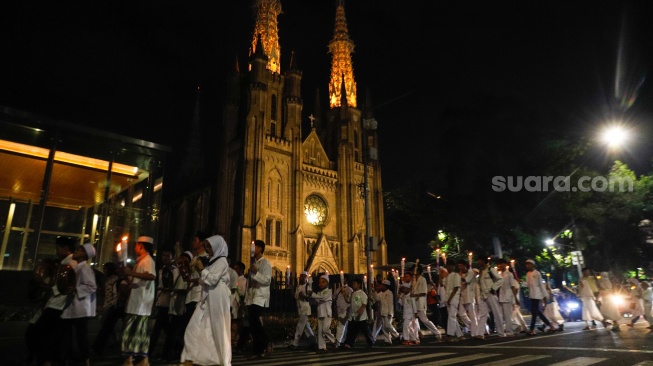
328;0;357;108
250;0;282;74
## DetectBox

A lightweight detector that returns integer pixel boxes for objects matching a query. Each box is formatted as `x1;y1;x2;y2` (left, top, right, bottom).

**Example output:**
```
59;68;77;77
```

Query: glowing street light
601;126;629;149
545;239;555;246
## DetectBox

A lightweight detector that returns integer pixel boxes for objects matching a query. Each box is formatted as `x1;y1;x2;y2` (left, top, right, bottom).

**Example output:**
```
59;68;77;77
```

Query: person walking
443;261;464;341
343;278;375;349
457;261;480;338
162;251;190;362
578;267;606;331
121;236;156;366
477;256;506;337
245;240;272;359
34;236;78;365
597;271;622;331
334;278;353;347
411;265;443;342
181;235;232;366
309;274;336;353
289;271;316;349
496;259;518;336
149;248;176;358
525;259;557;334
377;279;400;345
399;282;419;345
61;243;97;366
93;262;127;356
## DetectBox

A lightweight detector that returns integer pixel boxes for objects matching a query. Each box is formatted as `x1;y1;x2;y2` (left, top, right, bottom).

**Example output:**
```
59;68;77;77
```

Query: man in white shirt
62;243;96;366
477;256;506;337
376;280;400;345
309;274;337;353
34;236;78;365
443;261;463;341
411;265;443;341
496;259;518;337
245;240;272;359
334;278;353;346
525;259;557;334
121;236;156;366
343;278;375;348
457;261;480;338
290;271;316;348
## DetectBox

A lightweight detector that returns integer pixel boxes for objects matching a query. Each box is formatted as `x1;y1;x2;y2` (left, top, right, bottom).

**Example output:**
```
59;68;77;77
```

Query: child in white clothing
400;283;419;345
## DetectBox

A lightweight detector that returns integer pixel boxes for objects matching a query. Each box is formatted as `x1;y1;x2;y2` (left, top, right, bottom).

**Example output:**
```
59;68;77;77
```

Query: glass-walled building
0;106;170;270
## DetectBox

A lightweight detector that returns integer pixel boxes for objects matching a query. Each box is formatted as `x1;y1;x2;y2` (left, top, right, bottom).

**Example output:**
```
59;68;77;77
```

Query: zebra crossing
229;348;644;366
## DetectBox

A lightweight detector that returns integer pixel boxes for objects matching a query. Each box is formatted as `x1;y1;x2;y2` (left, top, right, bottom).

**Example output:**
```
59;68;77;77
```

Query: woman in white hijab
182;235;232;366
597;272;621;330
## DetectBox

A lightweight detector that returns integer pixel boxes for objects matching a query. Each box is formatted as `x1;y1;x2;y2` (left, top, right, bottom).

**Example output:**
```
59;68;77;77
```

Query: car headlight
611;294;624;307
567;301;579;310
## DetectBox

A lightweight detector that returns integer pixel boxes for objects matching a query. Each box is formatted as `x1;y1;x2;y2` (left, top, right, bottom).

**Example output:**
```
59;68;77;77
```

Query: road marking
632;363;653;366
484;354;551;365
413;353;501;366
236;351;417;366
350;352;456;366
441;345;653;354
548;357;608;366
234;351;379;365
477;329;587;346
313;351;422;366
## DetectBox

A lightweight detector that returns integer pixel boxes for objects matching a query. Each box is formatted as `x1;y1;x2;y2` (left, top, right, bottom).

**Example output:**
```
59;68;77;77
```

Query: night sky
2;0;653;192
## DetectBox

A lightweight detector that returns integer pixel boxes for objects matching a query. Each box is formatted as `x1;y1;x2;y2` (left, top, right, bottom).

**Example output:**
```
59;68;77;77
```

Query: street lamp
545;239;555;246
601;125;629;149
362;115;378;300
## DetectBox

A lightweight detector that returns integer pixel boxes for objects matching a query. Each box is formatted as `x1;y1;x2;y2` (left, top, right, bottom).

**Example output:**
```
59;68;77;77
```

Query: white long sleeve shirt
295;282;312;316
460;270;476;305
526;270;548;300
246;256;272;308
61;260;97;319
311;287;333;317
479;266;503;300
380;290;394;317
498;271;519;304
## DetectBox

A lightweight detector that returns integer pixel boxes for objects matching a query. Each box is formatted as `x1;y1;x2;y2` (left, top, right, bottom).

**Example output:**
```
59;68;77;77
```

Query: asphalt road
2;319;653;365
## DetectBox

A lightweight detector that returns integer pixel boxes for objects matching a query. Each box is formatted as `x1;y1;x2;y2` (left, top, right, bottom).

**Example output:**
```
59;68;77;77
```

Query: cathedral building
166;0;387;276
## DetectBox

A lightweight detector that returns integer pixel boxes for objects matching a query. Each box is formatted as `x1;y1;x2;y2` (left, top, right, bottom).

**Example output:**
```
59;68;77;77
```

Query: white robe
182;236;232;366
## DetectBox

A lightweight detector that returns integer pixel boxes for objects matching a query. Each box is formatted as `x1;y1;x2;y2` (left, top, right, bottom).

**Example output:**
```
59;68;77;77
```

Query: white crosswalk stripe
548;357;609;366
230;350;651;366
233;351;377;365
412;353;501;365
350;352;456;366
484;354;551;365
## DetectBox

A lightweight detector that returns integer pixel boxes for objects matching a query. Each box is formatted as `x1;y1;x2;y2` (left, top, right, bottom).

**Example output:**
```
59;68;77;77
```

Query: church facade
164;0;387;276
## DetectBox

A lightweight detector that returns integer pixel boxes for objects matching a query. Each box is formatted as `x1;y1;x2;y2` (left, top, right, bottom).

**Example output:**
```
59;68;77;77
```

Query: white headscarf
598;272;612;290
206;235;228;265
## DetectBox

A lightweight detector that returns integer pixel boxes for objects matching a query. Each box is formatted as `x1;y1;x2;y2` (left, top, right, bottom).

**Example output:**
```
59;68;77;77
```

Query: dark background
2;1;653;190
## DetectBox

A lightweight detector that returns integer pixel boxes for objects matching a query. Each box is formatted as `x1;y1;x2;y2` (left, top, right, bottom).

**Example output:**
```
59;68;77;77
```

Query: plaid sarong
122;314;150;357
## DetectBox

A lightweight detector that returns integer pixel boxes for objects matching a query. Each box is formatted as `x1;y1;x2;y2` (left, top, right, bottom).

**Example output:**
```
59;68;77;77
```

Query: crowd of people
286;255;653;352
24;234;653;366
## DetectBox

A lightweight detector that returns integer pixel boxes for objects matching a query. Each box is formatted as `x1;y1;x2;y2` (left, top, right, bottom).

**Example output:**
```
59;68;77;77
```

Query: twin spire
328;1;357;108
250;0;282;74
249;0;357;109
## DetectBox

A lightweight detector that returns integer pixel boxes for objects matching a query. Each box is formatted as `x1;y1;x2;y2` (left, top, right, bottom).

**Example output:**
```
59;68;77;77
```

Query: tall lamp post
362;115;378;299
